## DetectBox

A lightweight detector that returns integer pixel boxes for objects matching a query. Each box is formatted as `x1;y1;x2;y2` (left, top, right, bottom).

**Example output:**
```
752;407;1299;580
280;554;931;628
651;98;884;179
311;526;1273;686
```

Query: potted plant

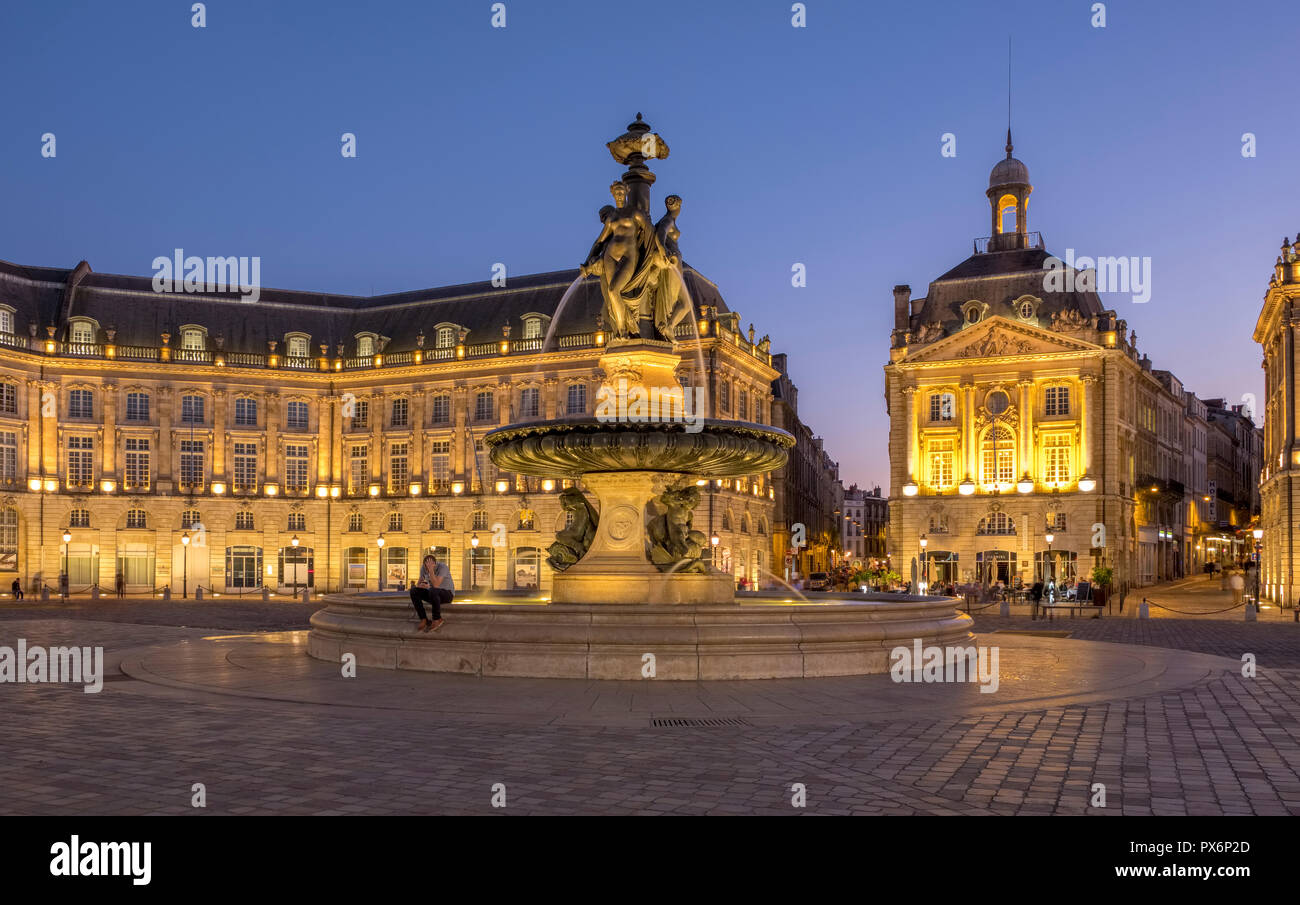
1090;565;1114;608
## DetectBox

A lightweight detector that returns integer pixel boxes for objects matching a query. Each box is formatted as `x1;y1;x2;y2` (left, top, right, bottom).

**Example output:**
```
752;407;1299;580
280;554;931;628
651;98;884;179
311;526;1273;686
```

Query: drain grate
651;717;751;728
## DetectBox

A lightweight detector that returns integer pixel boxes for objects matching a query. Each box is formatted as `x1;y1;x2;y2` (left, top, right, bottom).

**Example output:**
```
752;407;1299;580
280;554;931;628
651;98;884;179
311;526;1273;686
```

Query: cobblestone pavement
0;597;318;631
1;608;1298;816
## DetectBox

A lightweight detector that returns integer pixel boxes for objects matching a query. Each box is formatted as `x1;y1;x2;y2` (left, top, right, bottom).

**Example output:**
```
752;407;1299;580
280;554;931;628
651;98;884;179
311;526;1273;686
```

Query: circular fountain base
308;593;974;680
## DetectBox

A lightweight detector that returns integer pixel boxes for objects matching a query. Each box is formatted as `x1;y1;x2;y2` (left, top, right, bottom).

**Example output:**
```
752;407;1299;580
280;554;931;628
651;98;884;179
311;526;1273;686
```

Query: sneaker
416;618;429;632
428;619;444;633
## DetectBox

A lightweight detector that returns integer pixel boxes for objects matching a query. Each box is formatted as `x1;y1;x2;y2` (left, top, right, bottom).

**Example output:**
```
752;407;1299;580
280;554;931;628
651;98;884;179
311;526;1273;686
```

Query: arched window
69;319;96;344
721;512;732;531
516;509;535;531
522;317;541;340
126;509;147;529
388;512;403;532
69;509;90;528
180;510;201;529
980;425;1016;486
928;514;949;534
348;513;364;532
976;512;1016;536
741;514;752;535
428;512;446;531
357;334;375;357
287;512;306;531
285;334;310;358
436;327;455;349
235;511;254;531
471;510;489;531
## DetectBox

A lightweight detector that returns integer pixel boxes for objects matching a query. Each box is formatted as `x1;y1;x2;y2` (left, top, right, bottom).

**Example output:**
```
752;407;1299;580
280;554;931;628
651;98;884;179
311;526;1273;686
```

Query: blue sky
1;0;1293;487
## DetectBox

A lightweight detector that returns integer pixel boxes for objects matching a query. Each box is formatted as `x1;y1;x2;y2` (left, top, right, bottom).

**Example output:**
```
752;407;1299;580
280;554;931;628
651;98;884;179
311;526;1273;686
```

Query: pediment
905;317;1099;363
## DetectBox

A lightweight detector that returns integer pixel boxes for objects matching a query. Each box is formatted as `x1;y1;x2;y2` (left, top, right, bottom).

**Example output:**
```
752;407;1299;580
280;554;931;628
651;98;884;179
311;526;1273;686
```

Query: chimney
893;285;911;332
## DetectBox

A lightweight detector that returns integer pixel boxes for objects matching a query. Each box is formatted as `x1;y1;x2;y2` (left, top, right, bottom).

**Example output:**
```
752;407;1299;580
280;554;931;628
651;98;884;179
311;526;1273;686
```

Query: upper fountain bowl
485;417;793;478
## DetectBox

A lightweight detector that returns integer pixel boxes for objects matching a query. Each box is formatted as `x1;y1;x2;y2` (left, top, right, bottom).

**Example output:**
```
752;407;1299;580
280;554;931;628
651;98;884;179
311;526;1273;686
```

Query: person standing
10;577;22;600
410;553;452;633
1230;570;1245;605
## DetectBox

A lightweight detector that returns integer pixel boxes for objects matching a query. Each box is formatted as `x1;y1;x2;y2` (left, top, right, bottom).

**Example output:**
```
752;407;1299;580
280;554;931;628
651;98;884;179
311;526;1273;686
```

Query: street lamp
376;533;385;592
181;531;190;599
61;527;71;599
1252;526;1264;609
919;534;928;593
1045;530;1055;588
290;533;300;601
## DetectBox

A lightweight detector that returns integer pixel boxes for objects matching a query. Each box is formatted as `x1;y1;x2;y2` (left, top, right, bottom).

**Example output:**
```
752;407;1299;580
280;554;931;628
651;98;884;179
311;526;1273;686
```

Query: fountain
308;115;972;679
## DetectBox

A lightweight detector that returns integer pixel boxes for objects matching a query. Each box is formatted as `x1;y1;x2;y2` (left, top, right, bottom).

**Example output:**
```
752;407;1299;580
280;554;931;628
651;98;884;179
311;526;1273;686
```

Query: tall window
388;512;403;532
348;513;364;532
930;392;955;422
180;439;204;489
349;444;368;492
69;508;90;528
350;399;369;429
126;509;148;529
430;394;449;424
0;383;16;415
124;438;150;491
180;394;205;425
927;438;955;489
0;310;12;336
1044;434;1072;484
436;326;455;349
430;441;451;490
1045;385;1070;416
67;436;93;487
520;387;540;417
428;512;446;531
125;392;150;422
233;442;257;492
235;511;254;530
287;512;306;531
719;382;730;412
389;442;409;491
234;397;257;427
357;335;375;357
567;384;586;415
285;401;309;431
471;510;489;531
0;509;15;571
980;426;1015;485
738;390;748;420
475;391;494;422
391;398;408;427
285;444;309;493
180;510;201;529
0;431;15;482
68;389;93;419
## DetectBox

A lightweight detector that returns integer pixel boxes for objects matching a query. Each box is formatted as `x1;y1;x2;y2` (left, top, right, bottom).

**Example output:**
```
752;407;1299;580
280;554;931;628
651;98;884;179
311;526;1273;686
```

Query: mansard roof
908;245;1106;336
0;258;732;352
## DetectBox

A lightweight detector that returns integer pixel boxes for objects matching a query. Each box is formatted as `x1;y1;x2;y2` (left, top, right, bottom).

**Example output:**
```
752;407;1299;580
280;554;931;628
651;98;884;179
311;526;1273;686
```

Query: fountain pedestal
552;470;734;605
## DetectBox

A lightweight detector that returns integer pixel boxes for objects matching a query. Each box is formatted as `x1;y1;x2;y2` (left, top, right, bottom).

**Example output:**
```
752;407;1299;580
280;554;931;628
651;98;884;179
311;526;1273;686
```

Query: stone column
369;392;383;482
101;383;117;477
1080;374;1095;477
264;393;280;482
452;386;468;477
156;387;172;485
212;390;227;478
25;379;42;475
411;391;425;482
1017;379;1033;481
961;383;976;482
902;386;916;480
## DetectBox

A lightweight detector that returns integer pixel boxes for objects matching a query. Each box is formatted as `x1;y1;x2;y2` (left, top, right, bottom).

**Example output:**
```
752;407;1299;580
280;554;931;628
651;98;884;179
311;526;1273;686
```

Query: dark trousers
11;589;21;600
410;587;451;621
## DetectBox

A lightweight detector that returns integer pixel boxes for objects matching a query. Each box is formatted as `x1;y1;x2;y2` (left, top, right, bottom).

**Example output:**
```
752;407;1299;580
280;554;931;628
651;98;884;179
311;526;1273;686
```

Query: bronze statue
546;487;599;571
646;485;710;574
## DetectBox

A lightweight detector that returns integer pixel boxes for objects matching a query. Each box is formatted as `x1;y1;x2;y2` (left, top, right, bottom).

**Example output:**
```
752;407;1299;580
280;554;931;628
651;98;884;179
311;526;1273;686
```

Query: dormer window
962;301;985;326
0;306;14;336
435;326;456;349
69;319;98;344
356;333;376;357
180;326;207;350
522;316;542;340
285;333;310;358
1013;295;1040;322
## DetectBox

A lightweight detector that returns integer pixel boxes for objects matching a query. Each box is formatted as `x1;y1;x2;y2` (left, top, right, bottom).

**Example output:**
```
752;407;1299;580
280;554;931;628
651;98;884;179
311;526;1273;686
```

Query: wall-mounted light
211;482;226;495
451;480;464;495
902;481;918;497
1017;475;1033;494
1077;474;1096;492
368;484;381;497
100;479;116;493
43;478;58;492
28;478;42;492
264;483;279;496
330;485;341;498
316;486;329;498
541;479;555;492
409;482;422;496
958;478;975;496
495;479;508;493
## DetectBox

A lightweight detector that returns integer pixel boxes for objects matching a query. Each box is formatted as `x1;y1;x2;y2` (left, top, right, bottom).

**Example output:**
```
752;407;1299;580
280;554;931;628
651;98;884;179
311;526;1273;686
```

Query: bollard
90;585;100;600
1245;601;1258;622
195;586;203;601
1138;598;1150;619
41;587;49;601
301;587;310;604
162;587;171;601
262;586;270;603
1000;598;1010;617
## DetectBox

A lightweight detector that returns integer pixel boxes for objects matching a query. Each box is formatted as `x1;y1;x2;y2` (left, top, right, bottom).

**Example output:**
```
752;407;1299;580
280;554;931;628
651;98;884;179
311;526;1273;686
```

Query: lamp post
1045;530;1055;589
919;534;928;594
470;531;480;591
61;527;71;599
376;533;385;592
181;531;190;599
1252;527;1263;609
290;533;300;601
710;530;720;569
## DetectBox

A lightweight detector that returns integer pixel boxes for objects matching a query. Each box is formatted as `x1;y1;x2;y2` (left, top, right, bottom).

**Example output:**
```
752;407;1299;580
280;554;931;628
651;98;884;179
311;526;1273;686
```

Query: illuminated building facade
0;260;780;595
1255;235;1300;606
841;484;887;564
885;136;1226;591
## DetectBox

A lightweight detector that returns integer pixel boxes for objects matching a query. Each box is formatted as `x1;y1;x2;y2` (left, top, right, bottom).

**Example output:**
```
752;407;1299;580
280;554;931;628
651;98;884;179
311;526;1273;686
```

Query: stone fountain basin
484;417;794;477
308;592;975;680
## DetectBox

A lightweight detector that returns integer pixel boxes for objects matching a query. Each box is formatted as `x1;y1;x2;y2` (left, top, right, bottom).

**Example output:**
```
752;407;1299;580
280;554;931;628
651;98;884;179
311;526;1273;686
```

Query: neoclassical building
1255;234;1300;607
885;135;1224;591
0;259;781;596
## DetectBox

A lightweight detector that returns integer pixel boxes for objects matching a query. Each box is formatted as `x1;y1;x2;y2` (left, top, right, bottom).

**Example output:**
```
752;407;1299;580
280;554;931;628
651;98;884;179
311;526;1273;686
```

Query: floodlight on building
958;479;976;496
541;479;555;492
212;482;226;495
1077;474;1097;492
902;481;918;497
264;483;279;496
43;479;58;492
495;479;509;494
451;481;465;495
330;485;341;498
316;486;329;498
368;484;381;497
1017;475;1033;494
409;482;422;496
27;478;42;492
100;479;116;493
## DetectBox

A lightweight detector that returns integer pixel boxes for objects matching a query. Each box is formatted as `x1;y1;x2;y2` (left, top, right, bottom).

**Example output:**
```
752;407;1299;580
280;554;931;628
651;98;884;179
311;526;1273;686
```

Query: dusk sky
2;0;1294;489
